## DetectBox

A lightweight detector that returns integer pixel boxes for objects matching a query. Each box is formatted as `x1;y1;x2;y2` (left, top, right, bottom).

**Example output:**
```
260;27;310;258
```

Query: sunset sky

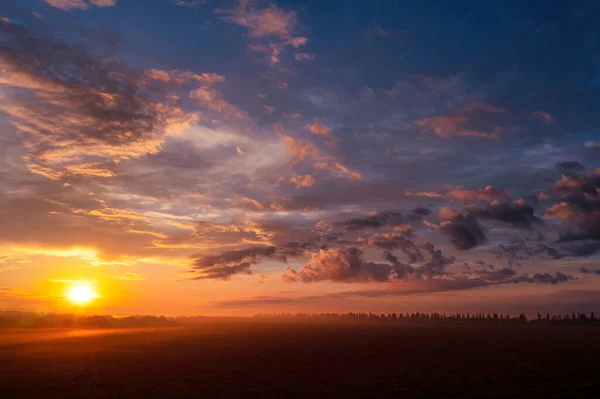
1;0;599;316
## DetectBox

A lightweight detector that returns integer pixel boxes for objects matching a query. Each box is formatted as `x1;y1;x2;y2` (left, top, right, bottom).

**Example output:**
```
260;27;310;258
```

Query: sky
0;0;599;317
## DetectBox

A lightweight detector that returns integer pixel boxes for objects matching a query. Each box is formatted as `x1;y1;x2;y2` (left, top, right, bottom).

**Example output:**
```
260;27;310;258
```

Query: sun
66;282;99;306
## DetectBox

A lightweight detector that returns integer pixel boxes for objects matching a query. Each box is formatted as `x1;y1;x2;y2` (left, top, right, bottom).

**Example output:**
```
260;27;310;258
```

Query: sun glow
66;282;99;306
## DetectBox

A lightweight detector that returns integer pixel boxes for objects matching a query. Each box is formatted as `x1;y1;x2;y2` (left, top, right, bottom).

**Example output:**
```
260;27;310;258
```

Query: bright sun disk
66;283;99;305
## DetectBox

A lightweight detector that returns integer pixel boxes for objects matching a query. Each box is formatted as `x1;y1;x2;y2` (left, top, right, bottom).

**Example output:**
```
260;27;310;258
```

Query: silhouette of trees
0;311;176;329
253;311;600;327
2;310;600;329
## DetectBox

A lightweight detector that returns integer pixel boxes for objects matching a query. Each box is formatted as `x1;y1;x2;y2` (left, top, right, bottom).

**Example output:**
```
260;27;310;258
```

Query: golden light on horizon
65;282;99;306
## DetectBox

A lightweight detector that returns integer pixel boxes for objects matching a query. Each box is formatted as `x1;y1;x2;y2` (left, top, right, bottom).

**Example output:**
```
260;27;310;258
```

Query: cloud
190;246;277;280
356;232;415;251
412;207;431;216
0;23;197;179
109;272;146;281
493;239;561;267
438;214;487;250
218;1;306;66
467;201;542;229
44;0;89;10
555;161;584;172
173;0;205;7
545;202;579;220
248;43;282;65
281;242;570;287
447;185;510;202
189;243;308;280
278;134;320;160
532;111;555;125
217;1;299;40
90;0;117;6
415;102;506;139
338;211;404;231
309;119;334;138
287;174;316;188
315;161;361;180
143;69;224;85
189;86;245;119
551;169;600;246
404;191;443;198
294;53;315;61
44;0;117;10
580;267;600;275
282;246;403;283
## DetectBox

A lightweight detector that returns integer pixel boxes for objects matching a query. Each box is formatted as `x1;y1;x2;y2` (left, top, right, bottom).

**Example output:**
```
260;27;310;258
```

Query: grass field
1;321;599;398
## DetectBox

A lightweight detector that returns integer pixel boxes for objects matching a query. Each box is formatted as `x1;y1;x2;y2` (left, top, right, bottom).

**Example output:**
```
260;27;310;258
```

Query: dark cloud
189;242;313;280
283;238;454;284
282;246;398;283
555;161;584;173
447;185;510;202
357;232;423;263
439;214;487;250
412;206;431;216
493;239;561;267
190;246;277;280
551;169;600;250
522;272;571;285
561;241;600;257
0;22;177;144
356;232;414;251
580;267;600;275
467;201;542;229
337;211;404;231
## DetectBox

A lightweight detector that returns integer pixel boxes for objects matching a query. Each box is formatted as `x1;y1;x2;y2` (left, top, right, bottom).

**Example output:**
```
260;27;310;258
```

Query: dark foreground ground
1;321;599;398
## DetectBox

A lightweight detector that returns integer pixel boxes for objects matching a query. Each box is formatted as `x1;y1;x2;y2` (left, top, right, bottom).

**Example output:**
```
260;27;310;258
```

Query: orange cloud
447;185;510;202
144;69;224;85
288;174;316;188
545;202;578;220
279;134;320;160
439;207;459;220
415;102;506;139
235;197;265;211
309;119;334;138
189;86;244;119
315;161;361;180
90;0;116;5
44;0;89;9
285;37;308;47
415;115;500;138
217;1;299;39
248;43;282;64
533;111;554;125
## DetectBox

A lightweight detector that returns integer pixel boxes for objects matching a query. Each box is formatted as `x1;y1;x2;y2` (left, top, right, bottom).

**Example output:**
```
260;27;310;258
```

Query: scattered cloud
44;0;117;10
532;111;554;125
173;0;205;7
294;53;315;61
217;1;299;39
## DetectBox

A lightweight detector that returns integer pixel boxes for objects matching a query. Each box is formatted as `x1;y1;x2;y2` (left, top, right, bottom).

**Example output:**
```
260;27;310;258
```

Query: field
1;321;599;398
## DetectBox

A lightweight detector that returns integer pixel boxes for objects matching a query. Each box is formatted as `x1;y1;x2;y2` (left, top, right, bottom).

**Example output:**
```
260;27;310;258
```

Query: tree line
253;311;600;326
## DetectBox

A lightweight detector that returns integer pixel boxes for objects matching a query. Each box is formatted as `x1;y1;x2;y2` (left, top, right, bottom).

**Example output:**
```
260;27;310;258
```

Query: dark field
1;321;599;398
